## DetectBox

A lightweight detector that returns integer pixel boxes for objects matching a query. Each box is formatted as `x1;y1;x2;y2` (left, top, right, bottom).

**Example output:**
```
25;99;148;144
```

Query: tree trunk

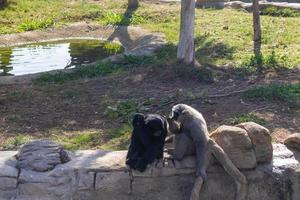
128;0;139;9
177;0;195;65
0;0;7;8
253;0;261;58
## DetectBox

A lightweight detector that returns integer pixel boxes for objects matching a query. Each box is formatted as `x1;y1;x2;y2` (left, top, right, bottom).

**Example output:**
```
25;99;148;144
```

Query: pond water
0;39;123;76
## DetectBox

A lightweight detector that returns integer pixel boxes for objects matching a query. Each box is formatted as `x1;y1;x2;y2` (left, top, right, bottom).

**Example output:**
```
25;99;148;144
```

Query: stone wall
0;144;299;200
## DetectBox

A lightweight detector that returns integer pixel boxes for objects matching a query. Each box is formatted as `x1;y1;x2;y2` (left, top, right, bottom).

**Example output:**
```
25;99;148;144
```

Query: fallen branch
154;87;252;110
207;88;251;98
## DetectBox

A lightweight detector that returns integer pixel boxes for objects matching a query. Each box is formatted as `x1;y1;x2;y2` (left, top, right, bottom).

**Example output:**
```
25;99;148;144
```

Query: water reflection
0;39;123;76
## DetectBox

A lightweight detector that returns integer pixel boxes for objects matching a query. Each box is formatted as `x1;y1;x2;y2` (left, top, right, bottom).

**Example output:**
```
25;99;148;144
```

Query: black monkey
126;113;167;172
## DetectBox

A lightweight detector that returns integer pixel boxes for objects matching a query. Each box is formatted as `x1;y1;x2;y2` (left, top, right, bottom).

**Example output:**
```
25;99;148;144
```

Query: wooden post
253;0;262;59
128;0;139;9
177;0;195;65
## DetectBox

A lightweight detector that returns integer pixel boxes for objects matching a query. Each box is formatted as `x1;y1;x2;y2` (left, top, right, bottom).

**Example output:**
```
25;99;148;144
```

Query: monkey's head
170;104;186;123
132;113;145;127
169;104;191;124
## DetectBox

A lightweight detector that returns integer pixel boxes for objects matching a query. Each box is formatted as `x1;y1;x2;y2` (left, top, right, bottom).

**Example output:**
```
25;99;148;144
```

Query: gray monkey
169;104;247;200
169;104;210;180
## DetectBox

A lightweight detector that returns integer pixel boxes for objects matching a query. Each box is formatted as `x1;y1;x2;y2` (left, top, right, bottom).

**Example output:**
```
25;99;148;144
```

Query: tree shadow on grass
194;35;236;66
107;7;138;45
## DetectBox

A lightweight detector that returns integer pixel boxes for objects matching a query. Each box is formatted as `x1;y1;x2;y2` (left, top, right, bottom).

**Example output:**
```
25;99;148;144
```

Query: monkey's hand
196;169;207;181
135;160;147;172
165;157;181;168
155;159;164;169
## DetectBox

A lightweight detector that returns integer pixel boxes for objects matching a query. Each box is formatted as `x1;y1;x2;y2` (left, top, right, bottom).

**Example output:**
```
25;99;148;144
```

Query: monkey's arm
126;133;145;169
186;127;209;181
194;139;208;180
135;142;164;172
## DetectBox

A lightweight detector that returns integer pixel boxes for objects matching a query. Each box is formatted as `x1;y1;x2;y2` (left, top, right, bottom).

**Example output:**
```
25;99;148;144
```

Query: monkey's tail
128;168;134;194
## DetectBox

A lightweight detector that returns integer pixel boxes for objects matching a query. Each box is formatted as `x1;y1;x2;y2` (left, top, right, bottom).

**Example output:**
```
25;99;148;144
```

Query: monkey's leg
174;134;191;160
190;143;212;200
209;139;247;200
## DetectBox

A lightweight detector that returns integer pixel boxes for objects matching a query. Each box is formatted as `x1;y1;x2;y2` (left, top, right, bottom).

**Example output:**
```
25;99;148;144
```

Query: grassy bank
1;0;300;68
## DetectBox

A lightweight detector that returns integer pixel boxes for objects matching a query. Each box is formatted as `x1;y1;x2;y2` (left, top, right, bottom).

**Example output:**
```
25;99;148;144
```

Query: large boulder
284;133;300;151
210;125;257;169
16;140;71;172
236;122;273;164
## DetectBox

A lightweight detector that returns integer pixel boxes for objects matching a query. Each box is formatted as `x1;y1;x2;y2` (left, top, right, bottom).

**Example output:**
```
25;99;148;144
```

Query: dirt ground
0;65;299;149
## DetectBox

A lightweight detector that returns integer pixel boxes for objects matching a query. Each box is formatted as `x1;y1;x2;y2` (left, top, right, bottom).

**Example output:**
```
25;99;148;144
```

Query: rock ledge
0;144;299;200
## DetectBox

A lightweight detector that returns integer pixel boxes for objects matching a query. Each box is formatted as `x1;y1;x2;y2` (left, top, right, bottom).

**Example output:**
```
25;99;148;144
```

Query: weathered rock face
196;0;229;8
16;140;71;172
0;151;18;199
284;133;300;151
224;1;300;11
236;122;272;163
210;125;257;169
0;144;299;200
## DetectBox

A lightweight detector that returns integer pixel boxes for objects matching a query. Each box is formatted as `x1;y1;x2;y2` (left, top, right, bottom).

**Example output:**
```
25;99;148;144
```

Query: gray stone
284;133;300;151
236;122;273;163
78;170;95;190
196;0;229;8
0;151;17;167
0;189;17;200
0;177;17;190
18;183;51;196
210;125;257;169
95;171;129;192
19;169;56;184
0;165;18;178
0;144;299;200
16;140;71;172
225;1;300;11
68;150;127;171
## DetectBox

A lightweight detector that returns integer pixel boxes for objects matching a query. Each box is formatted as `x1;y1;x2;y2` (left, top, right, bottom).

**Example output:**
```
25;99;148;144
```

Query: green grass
0;0;102;34
18;18;54;31
224;113;267;126
99;125;131;150
103;42;124;55
261;7;300;18
245;83;300;107
1;1;300;69
52;130;101;150
241;51;290;71
105;101;140;123
2;135;32;150
0;126;132;151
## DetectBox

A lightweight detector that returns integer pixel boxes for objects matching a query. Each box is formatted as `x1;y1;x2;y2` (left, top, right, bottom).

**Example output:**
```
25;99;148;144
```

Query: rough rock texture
284;133;300;151
196;0;230;8
0;144;299;200
16;140;71;172
236;122;272;163
210;125;257;169
0;151;18;200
